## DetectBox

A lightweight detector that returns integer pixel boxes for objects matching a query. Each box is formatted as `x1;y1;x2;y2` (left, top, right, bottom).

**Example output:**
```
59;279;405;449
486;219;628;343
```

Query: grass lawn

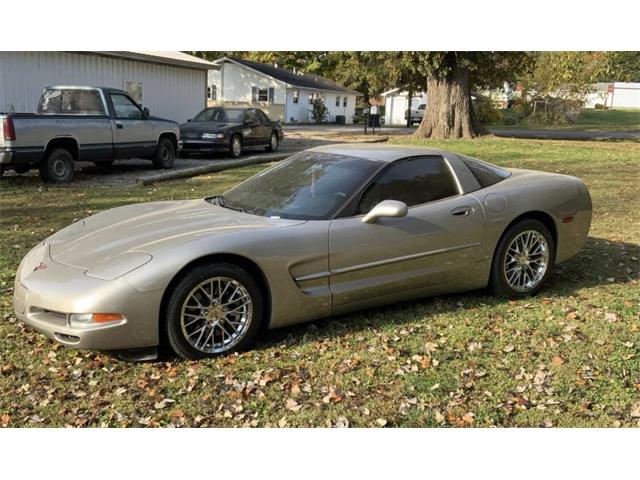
1;136;638;427
490;108;640;132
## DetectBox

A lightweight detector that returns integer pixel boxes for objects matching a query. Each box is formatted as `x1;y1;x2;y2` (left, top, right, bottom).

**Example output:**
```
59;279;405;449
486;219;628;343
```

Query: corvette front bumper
14;244;163;350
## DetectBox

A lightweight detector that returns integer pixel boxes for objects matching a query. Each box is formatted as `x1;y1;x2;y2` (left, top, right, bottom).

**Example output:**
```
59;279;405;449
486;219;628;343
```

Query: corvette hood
48;199;304;269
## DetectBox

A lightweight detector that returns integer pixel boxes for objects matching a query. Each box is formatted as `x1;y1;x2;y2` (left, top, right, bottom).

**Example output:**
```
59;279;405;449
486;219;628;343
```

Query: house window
292;91;299;104
336;96;340;107
207;85;217;101
252;87;274;103
309;92;319;104
343;96;348;107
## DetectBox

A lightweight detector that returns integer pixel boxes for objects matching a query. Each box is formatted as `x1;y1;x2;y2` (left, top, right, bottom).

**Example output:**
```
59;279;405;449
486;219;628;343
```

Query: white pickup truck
0;86;180;183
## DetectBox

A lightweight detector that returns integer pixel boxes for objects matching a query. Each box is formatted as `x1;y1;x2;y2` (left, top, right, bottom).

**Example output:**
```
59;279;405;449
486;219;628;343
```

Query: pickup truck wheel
40;148;74;183
152;138;175;169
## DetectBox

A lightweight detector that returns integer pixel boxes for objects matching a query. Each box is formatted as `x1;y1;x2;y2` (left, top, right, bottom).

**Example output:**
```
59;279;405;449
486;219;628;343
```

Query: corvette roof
307;143;451;162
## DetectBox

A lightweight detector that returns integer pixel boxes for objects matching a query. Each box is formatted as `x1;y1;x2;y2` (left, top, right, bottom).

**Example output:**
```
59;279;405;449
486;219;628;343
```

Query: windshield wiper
209;195;245;213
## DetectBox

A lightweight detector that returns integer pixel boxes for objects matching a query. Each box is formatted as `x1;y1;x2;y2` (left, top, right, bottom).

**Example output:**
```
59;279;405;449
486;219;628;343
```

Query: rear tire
230;135;243;158
39;148;75;183
266;131;279;152
165;262;264;359
490;219;555;298
152;137;175;169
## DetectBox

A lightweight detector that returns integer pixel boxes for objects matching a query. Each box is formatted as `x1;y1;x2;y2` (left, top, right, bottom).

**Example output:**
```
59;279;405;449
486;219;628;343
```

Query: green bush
312;98;328;123
473;95;503;125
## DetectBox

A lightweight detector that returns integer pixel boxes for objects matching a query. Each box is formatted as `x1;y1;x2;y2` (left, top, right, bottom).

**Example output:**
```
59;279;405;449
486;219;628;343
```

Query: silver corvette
14;144;592;359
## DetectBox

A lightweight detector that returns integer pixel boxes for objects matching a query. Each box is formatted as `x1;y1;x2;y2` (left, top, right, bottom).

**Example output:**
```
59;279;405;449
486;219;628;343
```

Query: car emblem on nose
33;262;48;272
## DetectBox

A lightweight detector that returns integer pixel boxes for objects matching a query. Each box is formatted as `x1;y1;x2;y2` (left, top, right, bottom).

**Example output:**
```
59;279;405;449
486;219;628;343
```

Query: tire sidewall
230;135;243;158
42;148;74;183
154;138;175;169
267;132;279;152
491;219;555;298
165;263;264;359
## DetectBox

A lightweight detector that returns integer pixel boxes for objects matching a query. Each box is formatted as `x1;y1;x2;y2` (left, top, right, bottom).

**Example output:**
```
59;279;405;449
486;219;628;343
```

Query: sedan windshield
193;108;245;123
219;152;382;220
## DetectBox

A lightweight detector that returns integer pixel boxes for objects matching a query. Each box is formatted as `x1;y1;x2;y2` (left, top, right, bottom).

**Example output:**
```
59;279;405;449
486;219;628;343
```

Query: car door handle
115;122;123;129
450;206;474;217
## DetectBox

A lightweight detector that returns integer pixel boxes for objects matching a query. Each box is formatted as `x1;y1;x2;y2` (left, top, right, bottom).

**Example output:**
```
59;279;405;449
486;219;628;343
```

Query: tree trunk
414;65;486;139
405;88;413;128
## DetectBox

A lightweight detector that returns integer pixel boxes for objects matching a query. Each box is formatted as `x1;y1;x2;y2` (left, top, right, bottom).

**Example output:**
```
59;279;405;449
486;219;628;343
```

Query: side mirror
362;200;408;224
143;107;150;119
245;119;254;126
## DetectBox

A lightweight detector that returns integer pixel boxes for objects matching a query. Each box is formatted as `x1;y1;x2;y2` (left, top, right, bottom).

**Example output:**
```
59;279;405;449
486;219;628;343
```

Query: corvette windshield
193;108;245;123
219;152;382;220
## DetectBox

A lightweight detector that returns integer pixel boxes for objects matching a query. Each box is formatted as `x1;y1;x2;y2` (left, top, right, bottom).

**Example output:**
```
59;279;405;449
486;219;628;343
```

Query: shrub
312;98;328;123
473;95;502;125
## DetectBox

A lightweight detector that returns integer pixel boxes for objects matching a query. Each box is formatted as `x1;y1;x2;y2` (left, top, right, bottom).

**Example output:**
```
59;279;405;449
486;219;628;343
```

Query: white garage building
0;51;213;123
381;88;428;126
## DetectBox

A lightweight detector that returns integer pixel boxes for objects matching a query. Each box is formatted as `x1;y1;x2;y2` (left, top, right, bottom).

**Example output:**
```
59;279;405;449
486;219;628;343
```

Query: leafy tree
604;51;640;82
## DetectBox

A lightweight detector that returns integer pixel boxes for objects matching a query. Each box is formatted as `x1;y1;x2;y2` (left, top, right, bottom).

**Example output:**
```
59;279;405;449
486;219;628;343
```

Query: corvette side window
357;156;458;214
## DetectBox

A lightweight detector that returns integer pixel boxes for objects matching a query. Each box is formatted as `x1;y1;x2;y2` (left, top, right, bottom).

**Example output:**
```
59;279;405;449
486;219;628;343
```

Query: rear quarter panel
471;170;592;267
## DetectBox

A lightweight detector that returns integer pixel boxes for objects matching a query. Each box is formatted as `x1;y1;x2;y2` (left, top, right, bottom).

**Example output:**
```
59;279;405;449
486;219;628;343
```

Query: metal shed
0;51;213;123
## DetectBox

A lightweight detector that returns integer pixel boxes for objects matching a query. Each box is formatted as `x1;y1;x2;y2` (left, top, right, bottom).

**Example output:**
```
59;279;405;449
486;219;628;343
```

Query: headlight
69;313;126;329
85;252;152;280
202;133;224;139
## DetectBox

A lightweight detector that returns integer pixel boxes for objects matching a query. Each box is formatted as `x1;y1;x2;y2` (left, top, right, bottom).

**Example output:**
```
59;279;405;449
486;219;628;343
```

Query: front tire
165;263;264;359
230;135;243;159
39;148;75;183
490;219;555;298
152;137;175;169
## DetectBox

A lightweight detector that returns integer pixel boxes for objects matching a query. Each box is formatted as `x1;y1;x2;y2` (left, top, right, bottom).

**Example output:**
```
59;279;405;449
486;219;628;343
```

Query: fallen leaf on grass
335;417;349;428
552;356;565;366
376;418;387;427
285;398;302;412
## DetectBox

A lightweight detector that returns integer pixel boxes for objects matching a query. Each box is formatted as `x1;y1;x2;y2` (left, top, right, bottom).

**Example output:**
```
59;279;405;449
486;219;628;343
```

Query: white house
381;88;428;126
584;82;640;109
0;51;214;123
208;57;360;124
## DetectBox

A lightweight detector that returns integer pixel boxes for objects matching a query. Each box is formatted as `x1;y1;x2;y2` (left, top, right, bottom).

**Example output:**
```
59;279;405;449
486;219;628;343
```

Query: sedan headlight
202;133;225;139
85;252;152;280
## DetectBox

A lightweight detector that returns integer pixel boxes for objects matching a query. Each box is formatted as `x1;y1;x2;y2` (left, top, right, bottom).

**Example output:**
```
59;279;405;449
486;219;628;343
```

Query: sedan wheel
490;219;554;298
165;263;263;359
266;132;279;152
230;136;243;158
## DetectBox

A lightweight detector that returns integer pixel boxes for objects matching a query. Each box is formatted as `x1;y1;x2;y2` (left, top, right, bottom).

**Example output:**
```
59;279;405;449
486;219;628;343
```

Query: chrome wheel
503;230;550;292
270;133;278;150
231;137;242;157
180;277;253;354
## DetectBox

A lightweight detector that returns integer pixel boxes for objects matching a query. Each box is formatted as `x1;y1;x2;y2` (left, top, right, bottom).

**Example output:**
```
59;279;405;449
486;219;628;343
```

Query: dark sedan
179;107;283;158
